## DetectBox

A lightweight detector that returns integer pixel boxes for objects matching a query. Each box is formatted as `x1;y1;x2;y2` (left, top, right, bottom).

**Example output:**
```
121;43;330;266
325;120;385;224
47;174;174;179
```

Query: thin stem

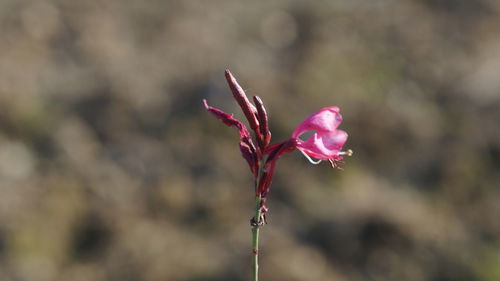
252;157;266;281
252;195;262;281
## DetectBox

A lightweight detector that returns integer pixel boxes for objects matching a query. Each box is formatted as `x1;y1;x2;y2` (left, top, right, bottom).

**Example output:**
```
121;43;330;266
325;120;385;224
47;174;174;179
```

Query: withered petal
203;99;259;176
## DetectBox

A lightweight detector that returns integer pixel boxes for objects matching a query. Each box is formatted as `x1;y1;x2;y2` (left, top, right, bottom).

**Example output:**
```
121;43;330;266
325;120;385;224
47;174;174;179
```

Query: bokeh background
1;0;500;280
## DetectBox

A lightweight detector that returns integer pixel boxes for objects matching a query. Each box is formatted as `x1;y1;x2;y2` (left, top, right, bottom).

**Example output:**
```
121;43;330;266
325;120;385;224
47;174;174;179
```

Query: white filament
299;149;322;165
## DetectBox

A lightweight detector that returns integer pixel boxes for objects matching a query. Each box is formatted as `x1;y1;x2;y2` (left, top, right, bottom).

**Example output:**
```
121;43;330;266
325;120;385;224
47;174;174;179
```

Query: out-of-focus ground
0;0;500;280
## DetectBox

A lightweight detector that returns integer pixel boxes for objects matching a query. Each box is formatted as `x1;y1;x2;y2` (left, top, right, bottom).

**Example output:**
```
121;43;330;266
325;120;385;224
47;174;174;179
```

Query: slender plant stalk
252;157;267;281
252;195;262;281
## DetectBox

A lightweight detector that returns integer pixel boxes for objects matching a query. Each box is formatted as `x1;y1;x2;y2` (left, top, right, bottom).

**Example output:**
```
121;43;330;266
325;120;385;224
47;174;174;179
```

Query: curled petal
292;107;342;139
203;99;259;176
203;99;249;136
292;106;348;164
297;130;348;161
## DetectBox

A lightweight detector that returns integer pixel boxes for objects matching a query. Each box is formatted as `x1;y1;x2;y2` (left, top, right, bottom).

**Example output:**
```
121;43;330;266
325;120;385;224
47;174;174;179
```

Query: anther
338;149;353;156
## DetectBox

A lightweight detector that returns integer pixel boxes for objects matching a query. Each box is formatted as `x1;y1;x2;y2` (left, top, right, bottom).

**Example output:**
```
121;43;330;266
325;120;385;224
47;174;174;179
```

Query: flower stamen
328;159;344;169
299;149;322;164
338;149;353;156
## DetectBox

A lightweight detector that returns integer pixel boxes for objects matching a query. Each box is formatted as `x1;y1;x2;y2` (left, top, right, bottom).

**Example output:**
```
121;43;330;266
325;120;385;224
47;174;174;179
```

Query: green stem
252;156;267;281
252;195;262;281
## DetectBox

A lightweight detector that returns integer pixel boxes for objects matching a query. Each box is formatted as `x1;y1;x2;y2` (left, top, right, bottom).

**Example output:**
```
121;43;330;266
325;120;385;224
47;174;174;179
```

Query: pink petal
292;106;348;162
297;130;348;160
292;107;342;139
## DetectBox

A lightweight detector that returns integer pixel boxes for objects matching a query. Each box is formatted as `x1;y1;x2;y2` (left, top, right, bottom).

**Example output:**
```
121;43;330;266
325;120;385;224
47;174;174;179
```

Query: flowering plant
204;70;351;280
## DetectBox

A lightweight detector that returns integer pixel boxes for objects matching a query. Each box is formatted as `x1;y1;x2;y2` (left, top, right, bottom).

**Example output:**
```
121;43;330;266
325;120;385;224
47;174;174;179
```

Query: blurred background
0;0;499;280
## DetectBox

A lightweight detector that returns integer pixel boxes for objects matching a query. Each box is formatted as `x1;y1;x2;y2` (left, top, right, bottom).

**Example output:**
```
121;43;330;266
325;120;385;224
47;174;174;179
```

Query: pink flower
204;70;351;206
292;107;350;166
257;108;350;196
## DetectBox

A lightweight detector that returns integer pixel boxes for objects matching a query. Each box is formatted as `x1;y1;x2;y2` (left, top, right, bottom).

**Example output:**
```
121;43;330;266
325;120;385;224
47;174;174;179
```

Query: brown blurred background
1;0;500;280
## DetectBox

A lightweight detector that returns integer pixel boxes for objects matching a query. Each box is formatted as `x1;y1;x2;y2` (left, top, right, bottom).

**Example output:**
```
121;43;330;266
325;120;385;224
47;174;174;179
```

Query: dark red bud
224;70;260;131
253;96;271;150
